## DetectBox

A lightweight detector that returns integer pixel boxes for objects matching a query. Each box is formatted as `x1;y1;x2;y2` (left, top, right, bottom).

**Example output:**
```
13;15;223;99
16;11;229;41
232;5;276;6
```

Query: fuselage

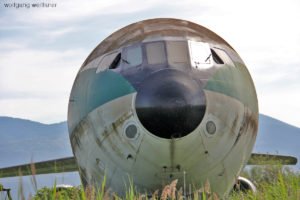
68;18;258;198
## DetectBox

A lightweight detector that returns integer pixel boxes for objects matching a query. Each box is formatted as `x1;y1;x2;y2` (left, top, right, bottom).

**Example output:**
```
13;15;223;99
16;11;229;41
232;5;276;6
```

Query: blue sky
0;0;300;127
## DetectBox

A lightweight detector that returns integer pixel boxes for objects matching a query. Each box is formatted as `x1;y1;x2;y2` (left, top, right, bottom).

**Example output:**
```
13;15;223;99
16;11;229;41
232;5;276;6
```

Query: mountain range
0;117;72;167
0;114;299;198
254;114;300;163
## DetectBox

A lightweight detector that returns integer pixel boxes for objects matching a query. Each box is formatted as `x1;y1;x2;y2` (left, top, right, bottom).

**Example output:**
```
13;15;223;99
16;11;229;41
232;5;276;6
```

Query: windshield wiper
122;58;130;64
205;54;212;62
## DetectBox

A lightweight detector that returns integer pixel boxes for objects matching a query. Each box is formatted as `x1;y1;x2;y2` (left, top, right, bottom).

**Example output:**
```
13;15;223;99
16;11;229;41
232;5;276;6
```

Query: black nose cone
135;70;206;139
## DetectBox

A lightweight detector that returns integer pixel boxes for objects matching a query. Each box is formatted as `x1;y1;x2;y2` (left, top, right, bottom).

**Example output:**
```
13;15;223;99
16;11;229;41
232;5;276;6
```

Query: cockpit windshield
112;40;227;72
145;40;190;69
188;41;213;69
122;45;143;69
145;42;166;65
166;41;189;69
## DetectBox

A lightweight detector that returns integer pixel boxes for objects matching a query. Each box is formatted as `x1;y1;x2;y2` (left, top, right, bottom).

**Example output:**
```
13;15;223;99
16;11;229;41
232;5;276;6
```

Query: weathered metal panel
68;69;136;133
70;93;146;192
205;63;258;113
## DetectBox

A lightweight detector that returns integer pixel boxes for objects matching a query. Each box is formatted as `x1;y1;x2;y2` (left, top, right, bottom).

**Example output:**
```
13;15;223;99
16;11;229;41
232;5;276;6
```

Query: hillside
0;117;80;199
0;117;72;167
254;114;300;170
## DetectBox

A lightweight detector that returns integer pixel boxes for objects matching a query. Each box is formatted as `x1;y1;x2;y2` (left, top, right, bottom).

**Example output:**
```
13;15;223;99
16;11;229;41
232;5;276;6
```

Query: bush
33;186;82;200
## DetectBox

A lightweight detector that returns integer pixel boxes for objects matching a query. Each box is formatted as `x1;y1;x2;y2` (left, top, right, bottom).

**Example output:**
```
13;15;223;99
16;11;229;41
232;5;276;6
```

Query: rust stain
78;166;88;186
249;114;259;135
232;108;258;148
231;115;239;134
70;117;92;151
243;109;258;136
170;138;175;170
95;111;133;147
70;111;133;161
71;125;84;150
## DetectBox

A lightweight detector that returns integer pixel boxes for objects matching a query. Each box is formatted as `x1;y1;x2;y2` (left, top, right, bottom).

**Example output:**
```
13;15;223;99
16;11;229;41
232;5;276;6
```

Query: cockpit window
122;45;142;69
166;41;189;68
211;49;224;64
188;41;213;69
109;53;121;69
212;47;234;66
145;42;166;65
97;51;120;72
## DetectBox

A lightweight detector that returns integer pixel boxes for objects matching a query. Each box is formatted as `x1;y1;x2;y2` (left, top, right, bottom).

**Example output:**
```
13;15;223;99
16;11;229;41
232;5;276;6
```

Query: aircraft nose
135;69;206;139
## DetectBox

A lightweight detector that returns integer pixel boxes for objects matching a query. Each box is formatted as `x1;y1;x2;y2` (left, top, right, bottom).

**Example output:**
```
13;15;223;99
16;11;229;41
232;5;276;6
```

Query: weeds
230;165;300;200
1;165;299;199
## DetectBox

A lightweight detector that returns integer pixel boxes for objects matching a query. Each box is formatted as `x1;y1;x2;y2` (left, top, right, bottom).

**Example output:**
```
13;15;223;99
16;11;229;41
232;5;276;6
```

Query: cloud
0;98;68;124
40;27;78;39
0;0;300;126
0;48;85;96
259;86;300;128
1;0;166;25
0;46;87;122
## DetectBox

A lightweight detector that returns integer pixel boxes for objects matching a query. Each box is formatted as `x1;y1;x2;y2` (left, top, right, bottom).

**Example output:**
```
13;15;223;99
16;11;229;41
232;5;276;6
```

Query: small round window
206;121;216;135
124;123;139;139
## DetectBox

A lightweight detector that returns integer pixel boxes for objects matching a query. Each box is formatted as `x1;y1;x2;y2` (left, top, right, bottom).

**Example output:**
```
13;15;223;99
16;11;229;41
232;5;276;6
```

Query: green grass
229;166;300;200
1;165;300;199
